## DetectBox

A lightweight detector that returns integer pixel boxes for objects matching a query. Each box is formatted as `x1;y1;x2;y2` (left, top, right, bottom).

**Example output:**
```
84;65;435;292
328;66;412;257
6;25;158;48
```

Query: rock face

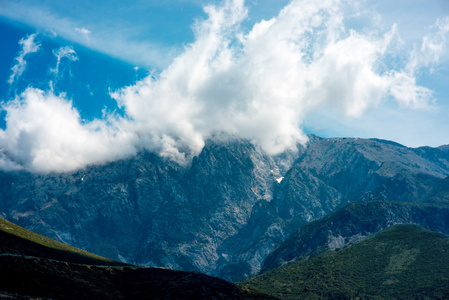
0;135;448;281
0;135;298;281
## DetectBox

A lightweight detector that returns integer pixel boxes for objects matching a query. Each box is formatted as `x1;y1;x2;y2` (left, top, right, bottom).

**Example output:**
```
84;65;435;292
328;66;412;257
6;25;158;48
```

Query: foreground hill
0;135;448;281
0;217;126;266
242;224;449;299
0;218;272;299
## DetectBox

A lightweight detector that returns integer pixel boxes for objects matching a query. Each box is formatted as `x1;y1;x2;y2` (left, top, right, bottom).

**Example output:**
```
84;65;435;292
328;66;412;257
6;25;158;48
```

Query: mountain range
1;134;448;282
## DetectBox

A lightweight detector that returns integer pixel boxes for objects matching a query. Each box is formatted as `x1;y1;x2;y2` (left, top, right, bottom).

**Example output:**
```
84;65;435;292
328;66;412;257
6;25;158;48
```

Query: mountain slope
0;136;299;281
242;224;449;299
0;135;448;281
423;176;449;203
262;200;449;272
271;137;449;231
0;218;273;300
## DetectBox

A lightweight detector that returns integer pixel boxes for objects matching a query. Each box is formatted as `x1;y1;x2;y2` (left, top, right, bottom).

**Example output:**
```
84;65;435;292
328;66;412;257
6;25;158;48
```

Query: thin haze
0;0;448;173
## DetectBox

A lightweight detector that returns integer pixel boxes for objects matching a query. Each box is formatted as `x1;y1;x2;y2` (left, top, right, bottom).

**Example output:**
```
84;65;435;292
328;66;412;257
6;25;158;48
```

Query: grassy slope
0;218;274;299
0;217;125;266
242;224;449;299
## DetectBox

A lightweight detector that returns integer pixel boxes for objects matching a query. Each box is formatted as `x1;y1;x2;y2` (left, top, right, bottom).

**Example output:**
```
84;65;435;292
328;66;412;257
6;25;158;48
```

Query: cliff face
0;135;448;281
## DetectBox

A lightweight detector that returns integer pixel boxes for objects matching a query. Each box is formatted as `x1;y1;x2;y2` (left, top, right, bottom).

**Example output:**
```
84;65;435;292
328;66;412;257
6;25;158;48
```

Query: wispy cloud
7;33;40;85
0;0;447;173
407;16;449;73
50;46;79;75
75;27;91;41
0;1;181;69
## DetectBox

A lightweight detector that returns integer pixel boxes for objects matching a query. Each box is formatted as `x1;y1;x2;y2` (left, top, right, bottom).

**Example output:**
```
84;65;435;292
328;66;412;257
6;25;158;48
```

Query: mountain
0;217;272;300
242;224;449;299
262;200;449;272
272;137;449;228
0;135;448;281
0;135;299;281
224;136;449;279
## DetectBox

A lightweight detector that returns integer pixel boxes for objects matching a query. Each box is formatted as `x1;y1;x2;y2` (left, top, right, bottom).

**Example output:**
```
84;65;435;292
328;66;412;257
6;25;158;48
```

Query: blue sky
0;0;448;172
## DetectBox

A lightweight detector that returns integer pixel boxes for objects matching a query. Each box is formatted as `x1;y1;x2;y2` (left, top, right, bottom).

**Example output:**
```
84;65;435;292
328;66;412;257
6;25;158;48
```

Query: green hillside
242;224;449;299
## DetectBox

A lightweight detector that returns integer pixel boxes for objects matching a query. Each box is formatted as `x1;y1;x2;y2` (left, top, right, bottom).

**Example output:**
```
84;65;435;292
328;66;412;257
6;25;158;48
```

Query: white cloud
407;16;449;73
388;72;434;109
75;27;91;41
113;0;433;158
7;33;41;85
50;46;79;75
0;0;445;173
0;88;137;173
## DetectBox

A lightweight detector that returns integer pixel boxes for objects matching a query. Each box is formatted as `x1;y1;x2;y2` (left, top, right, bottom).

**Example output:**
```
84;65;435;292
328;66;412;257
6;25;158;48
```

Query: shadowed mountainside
0;218;273;300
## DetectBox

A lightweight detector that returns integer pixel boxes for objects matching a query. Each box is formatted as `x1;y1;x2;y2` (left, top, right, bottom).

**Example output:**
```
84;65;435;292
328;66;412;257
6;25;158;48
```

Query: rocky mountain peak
0;135;448;281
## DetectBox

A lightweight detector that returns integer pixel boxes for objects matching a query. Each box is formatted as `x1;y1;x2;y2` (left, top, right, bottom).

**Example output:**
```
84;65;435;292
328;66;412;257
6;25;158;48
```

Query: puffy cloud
0;0;443;173
7;33;40;85
113;0;432;158
0;88;137;173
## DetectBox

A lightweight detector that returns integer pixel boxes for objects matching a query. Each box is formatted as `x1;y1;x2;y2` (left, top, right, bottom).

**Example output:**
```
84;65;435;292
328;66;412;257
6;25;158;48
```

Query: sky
0;0;448;173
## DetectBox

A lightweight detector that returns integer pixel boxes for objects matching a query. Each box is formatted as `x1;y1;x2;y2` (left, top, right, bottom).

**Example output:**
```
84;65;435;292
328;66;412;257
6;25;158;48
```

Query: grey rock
0;135;448;281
